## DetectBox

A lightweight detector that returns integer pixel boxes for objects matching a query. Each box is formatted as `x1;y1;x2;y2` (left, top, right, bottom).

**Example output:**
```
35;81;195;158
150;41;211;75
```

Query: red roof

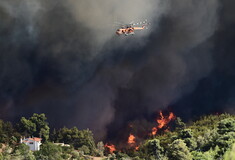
23;137;42;142
29;137;42;142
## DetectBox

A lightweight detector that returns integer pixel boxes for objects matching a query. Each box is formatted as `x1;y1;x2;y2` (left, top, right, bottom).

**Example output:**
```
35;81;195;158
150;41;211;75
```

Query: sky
0;0;235;140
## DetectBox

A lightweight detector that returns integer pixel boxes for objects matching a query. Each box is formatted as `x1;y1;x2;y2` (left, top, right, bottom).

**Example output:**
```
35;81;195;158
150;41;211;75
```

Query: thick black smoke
0;0;234;140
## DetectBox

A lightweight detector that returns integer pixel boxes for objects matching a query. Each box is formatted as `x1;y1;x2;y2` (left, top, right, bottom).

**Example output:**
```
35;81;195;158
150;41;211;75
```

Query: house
20;137;42;151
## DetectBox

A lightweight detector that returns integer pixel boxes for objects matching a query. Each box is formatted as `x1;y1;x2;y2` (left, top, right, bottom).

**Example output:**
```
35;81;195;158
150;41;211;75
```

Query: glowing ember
105;143;116;153
128;134;136;144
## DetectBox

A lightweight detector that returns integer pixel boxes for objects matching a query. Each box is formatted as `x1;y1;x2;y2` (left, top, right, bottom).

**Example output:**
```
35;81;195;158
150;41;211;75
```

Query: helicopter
115;20;150;36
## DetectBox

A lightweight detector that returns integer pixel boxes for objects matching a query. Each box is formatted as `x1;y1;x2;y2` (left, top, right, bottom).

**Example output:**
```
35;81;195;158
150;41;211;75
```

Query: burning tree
151;111;176;136
105;143;116;154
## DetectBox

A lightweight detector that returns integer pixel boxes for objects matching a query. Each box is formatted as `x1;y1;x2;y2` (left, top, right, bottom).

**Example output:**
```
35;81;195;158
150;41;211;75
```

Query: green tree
168;139;192;160
1;145;12;160
224;143;235;160
178;129;197;151
217;118;235;134
12;143;36;160
50;128;57;142
78;145;90;155
216;132;235;156
215;118;235;156
18;113;50;141
179;129;193;139
19;117;36;136
75;129;96;154
140;139;164;159
56;127;96;155
0;120;19;145
197;129;218;151
175;117;186;130
191;150;214;160
97;141;105;156
34;142;63;160
71;150;83;159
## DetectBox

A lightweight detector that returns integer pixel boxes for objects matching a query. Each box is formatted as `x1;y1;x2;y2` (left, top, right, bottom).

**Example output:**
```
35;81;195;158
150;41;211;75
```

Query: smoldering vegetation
0;0;234;141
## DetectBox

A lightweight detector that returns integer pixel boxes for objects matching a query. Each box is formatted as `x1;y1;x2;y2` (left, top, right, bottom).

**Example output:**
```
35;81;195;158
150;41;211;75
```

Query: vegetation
0;113;234;159
17;113;50;141
134;113;235;160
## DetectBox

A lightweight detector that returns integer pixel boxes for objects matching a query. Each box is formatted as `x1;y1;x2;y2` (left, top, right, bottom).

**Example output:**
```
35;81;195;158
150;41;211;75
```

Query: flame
157;111;167;129
168;112;175;120
128;134;139;150
152;127;158;136
128;134;136;144
105;143;116;153
151;111;176;135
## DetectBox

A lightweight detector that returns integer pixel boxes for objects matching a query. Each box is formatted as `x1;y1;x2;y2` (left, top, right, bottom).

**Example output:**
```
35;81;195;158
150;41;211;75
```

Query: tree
18;113;50;141
34;142;63;160
140;139;164;159
224;143;235;160
0;120;20;145
191;150;214;160
97;141;105;156
168;139;192;160
198;129;218;151
55;127;96;155
179;129;193;139
19;117;36;136
216;132;235;156
215;118;235;156
12;143;36;160
178;129;197;151
74;129;96;155
175;117;186;130
217;118;235;134
71;150;83;159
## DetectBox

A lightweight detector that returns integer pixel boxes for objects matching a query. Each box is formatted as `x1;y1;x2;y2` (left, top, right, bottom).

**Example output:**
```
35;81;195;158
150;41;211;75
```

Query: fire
168;112;175;120
128;134;136;145
157;111;175;129
105;143;116;153
152;127;158;136
128;134;139;150
152;111;176;135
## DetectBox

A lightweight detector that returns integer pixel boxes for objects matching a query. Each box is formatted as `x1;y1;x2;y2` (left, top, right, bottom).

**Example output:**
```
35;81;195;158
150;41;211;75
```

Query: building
20;137;42;151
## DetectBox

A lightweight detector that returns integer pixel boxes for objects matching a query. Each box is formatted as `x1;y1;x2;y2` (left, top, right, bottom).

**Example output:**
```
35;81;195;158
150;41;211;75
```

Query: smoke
133;0;218;111
66;0;166;48
106;0;219;139
1;0;235;141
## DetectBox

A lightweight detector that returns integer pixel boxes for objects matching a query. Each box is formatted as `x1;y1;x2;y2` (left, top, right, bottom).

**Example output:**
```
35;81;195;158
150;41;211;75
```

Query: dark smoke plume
0;0;234;141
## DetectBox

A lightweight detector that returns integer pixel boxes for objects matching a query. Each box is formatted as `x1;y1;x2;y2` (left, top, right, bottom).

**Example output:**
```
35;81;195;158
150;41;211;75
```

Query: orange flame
151;111;176;135
152;127;158;136
105;143;116;153
128;134;136;145
168;112;175;120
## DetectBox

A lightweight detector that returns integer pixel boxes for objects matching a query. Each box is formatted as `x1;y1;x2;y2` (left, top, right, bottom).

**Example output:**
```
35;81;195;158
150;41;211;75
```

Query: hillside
0;113;234;159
